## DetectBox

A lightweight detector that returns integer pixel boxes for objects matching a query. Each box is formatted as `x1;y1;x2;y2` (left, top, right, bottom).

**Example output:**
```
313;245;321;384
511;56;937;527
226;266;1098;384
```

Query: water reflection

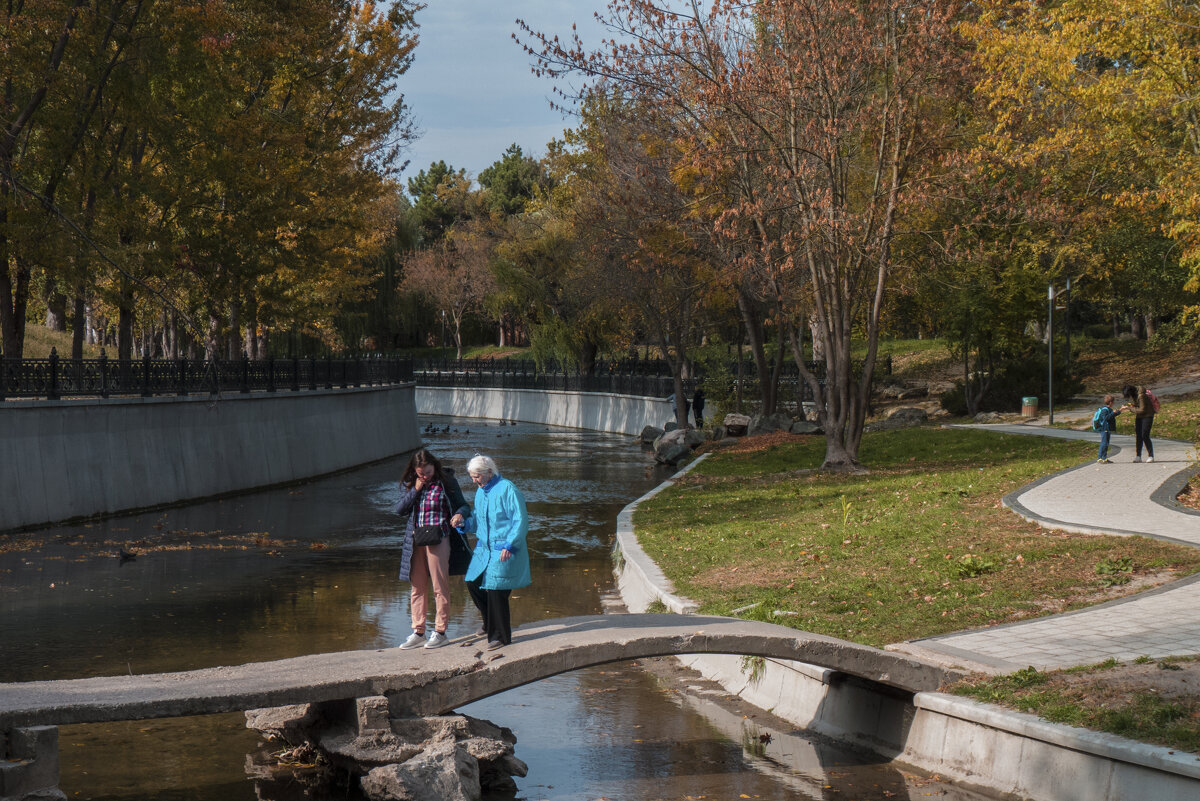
2;415;996;800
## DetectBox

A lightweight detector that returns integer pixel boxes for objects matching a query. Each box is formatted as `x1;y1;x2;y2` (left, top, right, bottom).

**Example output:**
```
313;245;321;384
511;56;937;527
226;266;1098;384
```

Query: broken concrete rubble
245;697;527;801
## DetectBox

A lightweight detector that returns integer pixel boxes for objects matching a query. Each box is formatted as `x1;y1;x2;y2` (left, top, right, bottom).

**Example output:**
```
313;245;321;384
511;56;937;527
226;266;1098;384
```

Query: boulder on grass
790;420;821;435
723;413;750;437
652;429;692;465
748;412;793;436
885;406;928;424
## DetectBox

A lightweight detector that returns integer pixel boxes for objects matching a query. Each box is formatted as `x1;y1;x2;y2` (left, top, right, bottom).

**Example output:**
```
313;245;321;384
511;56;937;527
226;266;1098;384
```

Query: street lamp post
1046;278;1072;425
1048;284;1055;425
440;310;446;355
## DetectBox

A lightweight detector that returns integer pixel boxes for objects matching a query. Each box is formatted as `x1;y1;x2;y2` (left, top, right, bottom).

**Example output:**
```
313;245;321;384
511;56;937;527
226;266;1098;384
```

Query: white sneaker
399;631;426;650
424;631;448;648
1146;456;1154;463
1133;456;1142;463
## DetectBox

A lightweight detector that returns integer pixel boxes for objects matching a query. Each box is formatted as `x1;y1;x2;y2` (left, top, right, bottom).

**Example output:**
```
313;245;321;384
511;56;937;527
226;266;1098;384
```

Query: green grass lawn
951;657;1200;753
633;427;1200;648
7;326;103;360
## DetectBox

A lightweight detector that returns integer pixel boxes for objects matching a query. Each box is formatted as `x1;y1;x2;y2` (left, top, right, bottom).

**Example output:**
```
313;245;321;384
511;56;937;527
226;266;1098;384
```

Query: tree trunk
71;292;86;359
452;313;463;360
244;296;259;359
205;313;219;360
735;288;775;415
43;277;68;331
117;282;134;361
0;254;32;358
1130;313;1144;340
581;341;597;375
228;299;242;360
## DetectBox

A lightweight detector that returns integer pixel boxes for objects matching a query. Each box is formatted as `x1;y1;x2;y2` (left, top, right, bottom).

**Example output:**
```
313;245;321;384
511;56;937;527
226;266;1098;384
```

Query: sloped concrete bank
1;385;421;533
613;457;1200;801
416;386;668;436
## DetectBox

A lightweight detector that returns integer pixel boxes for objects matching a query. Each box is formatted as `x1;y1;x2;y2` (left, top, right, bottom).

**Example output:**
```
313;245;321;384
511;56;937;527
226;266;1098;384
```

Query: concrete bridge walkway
894;423;1200;674
0;614;947;732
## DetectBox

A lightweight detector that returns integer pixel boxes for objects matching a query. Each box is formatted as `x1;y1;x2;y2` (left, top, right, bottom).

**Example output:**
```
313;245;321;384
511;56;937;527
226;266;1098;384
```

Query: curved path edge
611;446;1200;801
909;425;1200;674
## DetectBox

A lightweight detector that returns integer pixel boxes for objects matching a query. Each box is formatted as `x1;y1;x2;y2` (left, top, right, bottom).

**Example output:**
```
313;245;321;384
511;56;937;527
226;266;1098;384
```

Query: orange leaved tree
522;0;970;470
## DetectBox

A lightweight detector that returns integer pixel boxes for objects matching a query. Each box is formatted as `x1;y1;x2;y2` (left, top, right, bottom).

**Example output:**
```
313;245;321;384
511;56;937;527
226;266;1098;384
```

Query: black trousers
466;576;513;645
1134;415;1154;458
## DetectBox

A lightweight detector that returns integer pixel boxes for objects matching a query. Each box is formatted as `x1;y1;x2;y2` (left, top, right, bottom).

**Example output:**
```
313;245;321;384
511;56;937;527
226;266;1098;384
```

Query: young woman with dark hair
394;449;470;649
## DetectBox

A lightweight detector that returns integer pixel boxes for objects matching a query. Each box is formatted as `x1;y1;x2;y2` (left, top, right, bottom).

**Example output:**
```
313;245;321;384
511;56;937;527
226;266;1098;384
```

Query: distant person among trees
1093;394;1121;464
450;455;530;650
664;393;690;428
692;388;705;428
395;449;470;650
1121;385;1156;463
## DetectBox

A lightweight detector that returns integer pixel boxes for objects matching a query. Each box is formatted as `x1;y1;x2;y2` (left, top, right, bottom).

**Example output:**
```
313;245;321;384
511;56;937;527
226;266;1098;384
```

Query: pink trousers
410;537;451;633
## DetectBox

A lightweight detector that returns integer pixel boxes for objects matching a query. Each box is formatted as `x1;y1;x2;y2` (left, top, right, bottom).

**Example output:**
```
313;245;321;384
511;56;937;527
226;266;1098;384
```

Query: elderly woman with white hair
449;454;530;650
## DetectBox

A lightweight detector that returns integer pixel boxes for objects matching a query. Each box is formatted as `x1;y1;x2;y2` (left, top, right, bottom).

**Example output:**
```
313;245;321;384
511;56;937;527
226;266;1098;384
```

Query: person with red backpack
1121;385;1159;462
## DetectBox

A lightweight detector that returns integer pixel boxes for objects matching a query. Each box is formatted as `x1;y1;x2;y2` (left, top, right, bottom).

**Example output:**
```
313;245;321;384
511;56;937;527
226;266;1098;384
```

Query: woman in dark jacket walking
1121;385;1156;463
394;449;470;649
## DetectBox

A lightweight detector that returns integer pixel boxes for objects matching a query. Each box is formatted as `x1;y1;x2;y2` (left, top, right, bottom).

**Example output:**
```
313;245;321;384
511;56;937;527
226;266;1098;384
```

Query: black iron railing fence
0;349;414;400
413;358;688;397
1;352;832;402
411;357;826;402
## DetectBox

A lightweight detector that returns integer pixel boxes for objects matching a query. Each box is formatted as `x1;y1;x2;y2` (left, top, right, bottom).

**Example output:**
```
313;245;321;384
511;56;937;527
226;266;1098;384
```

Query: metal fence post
267;356;276;392
309;356;317;390
241;352;250;393
177;357;187;397
291;356;300;391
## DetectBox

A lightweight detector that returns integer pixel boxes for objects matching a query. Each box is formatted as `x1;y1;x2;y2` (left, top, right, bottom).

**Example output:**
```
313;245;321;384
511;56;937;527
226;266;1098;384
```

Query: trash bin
1021;396;1038;417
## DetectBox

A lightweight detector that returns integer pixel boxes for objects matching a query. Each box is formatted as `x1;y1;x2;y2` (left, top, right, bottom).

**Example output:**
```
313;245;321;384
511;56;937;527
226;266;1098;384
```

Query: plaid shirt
415;481;447;528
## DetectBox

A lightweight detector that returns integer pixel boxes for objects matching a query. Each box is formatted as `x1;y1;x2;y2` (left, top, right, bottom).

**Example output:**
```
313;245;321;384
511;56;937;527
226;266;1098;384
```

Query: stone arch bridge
0;614;948;798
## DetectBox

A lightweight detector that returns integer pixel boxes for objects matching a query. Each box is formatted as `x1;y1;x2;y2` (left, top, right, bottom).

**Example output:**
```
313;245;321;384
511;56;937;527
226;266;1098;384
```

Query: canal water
0;416;997;800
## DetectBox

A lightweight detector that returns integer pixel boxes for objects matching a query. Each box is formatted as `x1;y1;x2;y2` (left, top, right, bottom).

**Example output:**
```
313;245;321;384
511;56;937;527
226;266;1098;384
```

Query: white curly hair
466;454;498;478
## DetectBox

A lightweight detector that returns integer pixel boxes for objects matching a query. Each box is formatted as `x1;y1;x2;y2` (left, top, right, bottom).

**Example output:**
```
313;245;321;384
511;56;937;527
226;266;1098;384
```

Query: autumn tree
2;0;419;359
964;0;1199;333
403;218;498;358
522;0;970;469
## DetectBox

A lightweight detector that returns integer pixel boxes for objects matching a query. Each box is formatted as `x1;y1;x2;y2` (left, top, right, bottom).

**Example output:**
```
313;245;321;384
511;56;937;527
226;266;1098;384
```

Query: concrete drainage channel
612;456;1200;801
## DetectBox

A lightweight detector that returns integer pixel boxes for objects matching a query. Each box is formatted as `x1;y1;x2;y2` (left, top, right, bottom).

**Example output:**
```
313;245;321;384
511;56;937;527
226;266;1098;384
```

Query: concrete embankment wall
1;385;421;533
416;387;669;437
614;458;1200;801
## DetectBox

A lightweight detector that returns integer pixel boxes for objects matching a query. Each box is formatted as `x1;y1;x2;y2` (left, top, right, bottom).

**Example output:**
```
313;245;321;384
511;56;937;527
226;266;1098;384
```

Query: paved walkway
893;416;1200;674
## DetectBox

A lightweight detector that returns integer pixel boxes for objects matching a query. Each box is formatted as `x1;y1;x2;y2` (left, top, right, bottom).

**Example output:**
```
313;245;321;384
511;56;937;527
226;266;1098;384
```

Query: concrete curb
614;455;706;615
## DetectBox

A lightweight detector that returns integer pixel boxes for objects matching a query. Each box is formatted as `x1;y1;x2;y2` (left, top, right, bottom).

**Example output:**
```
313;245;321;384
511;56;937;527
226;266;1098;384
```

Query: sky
397;1;608;187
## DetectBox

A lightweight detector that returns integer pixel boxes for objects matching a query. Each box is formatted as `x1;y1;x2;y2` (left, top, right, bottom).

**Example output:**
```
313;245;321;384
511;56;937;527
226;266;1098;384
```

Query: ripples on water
1;415;998;800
